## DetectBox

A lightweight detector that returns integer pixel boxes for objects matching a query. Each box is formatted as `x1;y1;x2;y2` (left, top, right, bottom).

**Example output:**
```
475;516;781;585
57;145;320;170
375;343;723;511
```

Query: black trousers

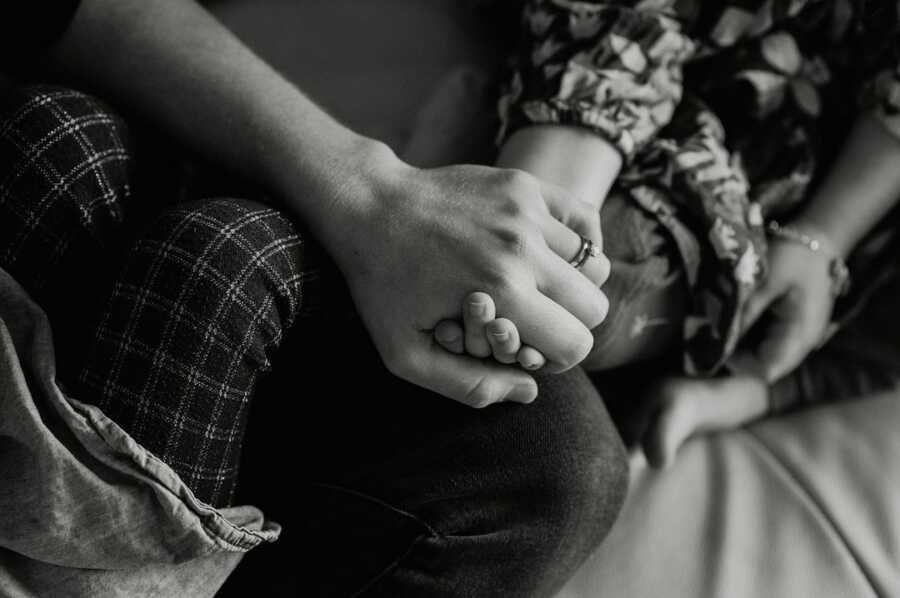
0;85;629;597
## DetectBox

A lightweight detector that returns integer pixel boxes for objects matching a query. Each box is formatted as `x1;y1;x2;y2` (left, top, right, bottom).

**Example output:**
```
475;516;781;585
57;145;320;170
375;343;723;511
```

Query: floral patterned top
499;0;900;374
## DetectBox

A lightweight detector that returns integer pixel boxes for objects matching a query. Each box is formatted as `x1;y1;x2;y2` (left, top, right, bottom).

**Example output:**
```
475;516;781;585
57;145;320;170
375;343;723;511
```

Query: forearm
794;111;900;256
496;125;622;210
45;0;395;247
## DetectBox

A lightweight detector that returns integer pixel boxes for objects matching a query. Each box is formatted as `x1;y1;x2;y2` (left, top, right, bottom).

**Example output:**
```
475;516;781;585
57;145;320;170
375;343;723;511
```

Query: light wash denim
0;268;279;597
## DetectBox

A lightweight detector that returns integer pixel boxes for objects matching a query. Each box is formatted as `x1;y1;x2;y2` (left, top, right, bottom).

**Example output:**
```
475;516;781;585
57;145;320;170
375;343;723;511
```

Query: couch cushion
556;392;900;598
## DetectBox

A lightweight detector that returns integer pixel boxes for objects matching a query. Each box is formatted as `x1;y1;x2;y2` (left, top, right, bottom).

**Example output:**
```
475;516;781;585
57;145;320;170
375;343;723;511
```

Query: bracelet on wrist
766;220;851;298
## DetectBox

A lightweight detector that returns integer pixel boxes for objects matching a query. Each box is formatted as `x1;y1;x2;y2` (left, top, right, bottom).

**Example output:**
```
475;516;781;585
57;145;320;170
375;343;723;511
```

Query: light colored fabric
555;392;900;598
0;268;279;597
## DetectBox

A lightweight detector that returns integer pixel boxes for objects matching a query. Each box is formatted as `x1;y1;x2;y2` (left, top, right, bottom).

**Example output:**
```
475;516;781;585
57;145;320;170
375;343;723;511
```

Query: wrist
497;125;622;209
768;219;851;298
789;213;855;259
269;131;408;255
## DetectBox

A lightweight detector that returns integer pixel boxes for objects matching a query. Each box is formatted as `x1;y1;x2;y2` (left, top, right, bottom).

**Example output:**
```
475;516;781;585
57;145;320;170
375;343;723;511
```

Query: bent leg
77;198;312;507
0;85;135;378
236;313;629;598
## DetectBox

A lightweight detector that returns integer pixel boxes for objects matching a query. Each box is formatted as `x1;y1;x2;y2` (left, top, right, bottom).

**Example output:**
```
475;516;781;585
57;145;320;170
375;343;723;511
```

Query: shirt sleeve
498;0;695;161
857;2;900;139
2;1;82;56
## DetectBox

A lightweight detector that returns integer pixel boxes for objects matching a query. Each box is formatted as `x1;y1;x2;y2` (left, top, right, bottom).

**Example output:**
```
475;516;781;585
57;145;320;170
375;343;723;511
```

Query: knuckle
493;224;544;267
495;225;530;257
498;168;537;194
498;170;542;213
478;269;510;296
490;273;531;305
497;195;527;219
590;291;611;328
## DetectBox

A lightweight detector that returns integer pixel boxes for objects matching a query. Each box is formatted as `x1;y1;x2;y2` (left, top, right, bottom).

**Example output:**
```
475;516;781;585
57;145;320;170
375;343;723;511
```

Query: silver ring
568;236;601;270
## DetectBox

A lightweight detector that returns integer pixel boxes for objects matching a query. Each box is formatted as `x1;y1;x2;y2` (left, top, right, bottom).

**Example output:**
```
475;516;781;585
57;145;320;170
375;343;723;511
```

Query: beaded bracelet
766;220;851;297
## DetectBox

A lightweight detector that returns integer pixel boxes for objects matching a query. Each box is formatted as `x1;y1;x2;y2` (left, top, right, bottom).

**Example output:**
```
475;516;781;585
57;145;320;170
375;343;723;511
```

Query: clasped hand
326;160;610;408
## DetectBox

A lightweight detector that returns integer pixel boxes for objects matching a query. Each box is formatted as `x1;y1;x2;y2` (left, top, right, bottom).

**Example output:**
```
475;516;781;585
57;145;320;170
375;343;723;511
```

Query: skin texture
496;125;623;212
444;293;548;370
435;125;622;367
41;0;613;408
742;112;900;383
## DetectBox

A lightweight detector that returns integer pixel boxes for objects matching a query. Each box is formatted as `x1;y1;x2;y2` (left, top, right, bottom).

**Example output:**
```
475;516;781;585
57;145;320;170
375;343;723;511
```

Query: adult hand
319;153;609;408
47;0;611;409
430;178;611;369
738;232;836;383
538;179;611;287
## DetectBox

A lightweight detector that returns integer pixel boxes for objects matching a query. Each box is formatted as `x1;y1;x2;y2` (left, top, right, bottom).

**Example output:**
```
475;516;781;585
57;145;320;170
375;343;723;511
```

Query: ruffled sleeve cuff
498;0;694;162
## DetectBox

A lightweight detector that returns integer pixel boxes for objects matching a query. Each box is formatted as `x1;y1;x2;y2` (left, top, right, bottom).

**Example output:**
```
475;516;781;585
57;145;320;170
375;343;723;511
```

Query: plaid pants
0;85;315;507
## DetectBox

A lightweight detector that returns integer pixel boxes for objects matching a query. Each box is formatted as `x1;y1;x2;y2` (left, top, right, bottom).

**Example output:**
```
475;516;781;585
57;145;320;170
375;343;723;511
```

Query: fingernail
490;330;509;341
523;361;541;371
436;329;460;343
468;300;486;317
505;382;537;403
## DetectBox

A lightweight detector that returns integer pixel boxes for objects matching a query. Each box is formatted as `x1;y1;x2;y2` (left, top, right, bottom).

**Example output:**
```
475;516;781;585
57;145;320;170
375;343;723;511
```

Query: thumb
403;338;538;408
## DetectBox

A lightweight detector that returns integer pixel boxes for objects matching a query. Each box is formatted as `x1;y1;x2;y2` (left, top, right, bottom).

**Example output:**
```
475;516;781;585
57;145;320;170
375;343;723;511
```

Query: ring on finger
568;236;602;271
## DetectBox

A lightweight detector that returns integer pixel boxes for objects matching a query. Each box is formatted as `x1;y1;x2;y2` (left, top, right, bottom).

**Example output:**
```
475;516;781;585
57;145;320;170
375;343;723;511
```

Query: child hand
739;233;837;383
434;292;547;371
641;375;768;468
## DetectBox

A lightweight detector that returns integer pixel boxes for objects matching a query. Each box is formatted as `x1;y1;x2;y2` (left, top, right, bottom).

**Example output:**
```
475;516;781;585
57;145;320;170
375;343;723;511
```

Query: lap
232;314;628;597
585;190;688;371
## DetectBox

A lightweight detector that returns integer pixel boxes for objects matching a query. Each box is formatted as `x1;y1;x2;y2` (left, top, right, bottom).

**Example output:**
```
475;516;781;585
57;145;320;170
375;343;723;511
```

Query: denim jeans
225;313;629;597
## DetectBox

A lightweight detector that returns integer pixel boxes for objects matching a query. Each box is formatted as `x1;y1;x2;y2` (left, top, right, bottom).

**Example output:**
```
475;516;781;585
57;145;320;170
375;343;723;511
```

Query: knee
513;373;629;589
129;198;306;357
0;85;134;237
536;400;629;561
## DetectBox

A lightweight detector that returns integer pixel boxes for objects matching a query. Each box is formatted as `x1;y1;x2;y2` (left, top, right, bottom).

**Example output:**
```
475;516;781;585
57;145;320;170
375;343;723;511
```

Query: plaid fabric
0;85;132;292
79;199;308;507
0;85;135;385
0;86;314;507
